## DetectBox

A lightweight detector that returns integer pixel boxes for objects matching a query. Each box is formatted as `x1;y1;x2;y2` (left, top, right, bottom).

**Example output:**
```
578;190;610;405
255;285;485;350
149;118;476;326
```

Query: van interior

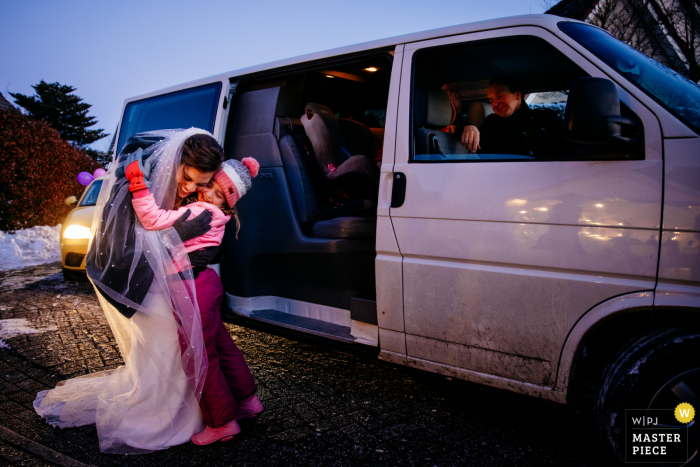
221;51;393;342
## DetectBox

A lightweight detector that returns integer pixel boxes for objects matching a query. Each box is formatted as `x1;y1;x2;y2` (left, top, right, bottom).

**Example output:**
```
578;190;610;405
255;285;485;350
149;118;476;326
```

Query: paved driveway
0;263;615;466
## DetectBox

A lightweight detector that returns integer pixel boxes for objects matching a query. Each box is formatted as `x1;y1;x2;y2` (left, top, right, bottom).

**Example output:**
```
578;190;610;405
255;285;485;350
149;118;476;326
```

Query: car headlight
63;225;92;239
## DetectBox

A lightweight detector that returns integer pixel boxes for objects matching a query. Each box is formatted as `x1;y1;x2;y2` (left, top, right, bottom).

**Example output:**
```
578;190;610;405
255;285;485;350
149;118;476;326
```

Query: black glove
172;209;212;242
188;246;220;268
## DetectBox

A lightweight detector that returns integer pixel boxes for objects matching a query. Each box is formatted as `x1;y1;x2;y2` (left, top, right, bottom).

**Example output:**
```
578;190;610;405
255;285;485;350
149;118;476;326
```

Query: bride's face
176;164;215;199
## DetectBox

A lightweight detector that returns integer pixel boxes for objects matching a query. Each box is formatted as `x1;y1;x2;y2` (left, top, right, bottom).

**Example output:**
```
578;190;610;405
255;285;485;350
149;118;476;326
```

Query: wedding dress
34;129;212;454
34;283;204;453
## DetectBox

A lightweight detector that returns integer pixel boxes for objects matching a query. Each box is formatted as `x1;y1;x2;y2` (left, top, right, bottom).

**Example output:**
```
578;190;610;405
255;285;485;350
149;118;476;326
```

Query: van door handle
391;173;406;208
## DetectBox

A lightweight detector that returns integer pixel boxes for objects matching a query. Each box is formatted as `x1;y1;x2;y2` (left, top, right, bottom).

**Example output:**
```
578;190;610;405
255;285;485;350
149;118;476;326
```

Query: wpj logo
625;405;693;463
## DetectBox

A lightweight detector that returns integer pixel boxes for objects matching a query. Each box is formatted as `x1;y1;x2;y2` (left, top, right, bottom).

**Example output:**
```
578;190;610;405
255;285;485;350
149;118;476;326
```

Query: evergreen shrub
0;110;101;231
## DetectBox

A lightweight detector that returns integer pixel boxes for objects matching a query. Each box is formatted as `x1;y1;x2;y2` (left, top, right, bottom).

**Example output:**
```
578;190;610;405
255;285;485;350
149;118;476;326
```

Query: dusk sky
2;0;546;151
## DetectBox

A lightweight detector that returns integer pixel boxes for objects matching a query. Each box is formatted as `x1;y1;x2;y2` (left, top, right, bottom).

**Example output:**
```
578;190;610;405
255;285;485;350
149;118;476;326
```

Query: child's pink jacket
131;191;231;254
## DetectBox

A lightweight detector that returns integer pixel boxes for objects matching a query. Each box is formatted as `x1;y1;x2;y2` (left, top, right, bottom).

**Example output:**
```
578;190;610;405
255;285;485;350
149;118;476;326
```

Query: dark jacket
477;103;563;159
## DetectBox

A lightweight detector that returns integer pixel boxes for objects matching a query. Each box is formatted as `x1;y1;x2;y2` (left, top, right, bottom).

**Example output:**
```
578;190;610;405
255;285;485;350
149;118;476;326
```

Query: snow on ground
0;318;58;349
0;225;61;271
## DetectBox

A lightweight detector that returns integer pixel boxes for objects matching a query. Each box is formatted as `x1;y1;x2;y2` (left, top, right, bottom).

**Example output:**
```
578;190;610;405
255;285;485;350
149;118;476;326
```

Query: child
125;154;264;445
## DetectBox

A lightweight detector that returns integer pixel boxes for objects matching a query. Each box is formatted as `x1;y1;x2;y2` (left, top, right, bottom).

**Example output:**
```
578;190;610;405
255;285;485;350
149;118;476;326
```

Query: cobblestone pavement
0;263;617;466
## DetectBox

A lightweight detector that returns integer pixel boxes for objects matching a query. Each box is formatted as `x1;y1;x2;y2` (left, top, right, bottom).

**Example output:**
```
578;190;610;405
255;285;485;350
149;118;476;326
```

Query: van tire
594;327;700;463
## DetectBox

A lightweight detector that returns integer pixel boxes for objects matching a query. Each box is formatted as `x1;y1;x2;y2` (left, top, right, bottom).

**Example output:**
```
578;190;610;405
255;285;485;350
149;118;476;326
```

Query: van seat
414;86;466;156
275;117;377;238
467;101;494;128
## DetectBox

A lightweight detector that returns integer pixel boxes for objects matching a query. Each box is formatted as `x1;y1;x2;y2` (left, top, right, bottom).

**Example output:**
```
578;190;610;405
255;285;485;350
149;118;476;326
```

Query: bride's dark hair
181;134;224;173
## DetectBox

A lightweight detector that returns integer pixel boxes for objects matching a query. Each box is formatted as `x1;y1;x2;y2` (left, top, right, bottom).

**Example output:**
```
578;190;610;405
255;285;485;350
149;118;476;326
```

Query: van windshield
116;82;222;154
559;22;700;134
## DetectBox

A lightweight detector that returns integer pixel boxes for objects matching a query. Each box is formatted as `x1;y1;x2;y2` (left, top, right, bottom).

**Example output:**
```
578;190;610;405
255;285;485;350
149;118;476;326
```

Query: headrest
301;103;351;172
274;117;304;141
414;86;453;129
467;102;494;128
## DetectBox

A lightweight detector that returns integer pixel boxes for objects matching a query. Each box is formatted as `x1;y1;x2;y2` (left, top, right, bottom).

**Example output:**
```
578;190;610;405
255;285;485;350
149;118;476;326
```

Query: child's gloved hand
124;148;155;192
172;209;213;242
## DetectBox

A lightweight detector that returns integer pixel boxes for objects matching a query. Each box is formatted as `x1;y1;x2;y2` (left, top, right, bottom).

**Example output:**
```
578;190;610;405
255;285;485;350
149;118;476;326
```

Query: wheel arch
555;291;700;408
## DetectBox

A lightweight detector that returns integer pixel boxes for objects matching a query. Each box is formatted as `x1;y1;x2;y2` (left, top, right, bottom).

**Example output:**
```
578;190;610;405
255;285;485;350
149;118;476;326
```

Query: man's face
487;83;522;118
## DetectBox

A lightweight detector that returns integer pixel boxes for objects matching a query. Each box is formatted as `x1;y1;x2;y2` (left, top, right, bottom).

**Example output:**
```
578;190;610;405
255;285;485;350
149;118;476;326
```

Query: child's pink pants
183;267;257;428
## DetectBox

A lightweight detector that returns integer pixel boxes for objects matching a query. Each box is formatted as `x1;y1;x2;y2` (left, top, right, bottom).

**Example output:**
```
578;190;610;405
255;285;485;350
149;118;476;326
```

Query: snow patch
0;318;57;349
0;225;61;271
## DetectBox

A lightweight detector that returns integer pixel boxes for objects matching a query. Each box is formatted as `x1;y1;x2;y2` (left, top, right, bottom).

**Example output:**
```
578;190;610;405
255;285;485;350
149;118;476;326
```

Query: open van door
388;27;663;398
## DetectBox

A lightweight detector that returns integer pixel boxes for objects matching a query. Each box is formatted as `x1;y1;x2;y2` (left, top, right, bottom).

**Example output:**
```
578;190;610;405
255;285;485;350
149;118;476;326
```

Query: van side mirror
65;196;78;207
564;77;642;149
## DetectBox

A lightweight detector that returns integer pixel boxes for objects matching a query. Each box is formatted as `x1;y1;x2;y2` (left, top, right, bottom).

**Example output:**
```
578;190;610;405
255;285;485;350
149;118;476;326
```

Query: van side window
411;37;590;162
116;83;222;154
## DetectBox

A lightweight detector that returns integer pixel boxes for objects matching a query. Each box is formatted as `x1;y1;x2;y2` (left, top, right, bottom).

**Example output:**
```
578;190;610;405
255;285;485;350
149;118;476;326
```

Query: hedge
0;110;101;231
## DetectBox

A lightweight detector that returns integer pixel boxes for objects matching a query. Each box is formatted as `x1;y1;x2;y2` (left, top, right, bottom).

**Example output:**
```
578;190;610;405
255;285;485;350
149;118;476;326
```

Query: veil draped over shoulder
34;129;212;454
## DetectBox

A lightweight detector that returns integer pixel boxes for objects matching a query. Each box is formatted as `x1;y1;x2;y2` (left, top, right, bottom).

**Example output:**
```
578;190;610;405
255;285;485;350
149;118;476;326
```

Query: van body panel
554;291;654;391
401;257;653;377
379;328;407;355
375;220;404;333
394;219;659;280
392;161;663;229
657;231;700;288
654;282;700;309
656;137;700;309
405;355;567;403
391;26;663;385
377;45;404;172
406;333;552;384
662;138;700;232
376;46;406;341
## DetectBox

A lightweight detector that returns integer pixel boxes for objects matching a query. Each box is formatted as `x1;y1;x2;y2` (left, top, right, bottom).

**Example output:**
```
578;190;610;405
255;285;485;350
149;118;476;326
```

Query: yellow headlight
63;225;91;239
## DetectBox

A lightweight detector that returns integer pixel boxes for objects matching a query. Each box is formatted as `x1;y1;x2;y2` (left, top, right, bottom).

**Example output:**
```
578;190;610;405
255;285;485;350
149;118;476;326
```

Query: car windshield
559;22;700;134
80;180;104;207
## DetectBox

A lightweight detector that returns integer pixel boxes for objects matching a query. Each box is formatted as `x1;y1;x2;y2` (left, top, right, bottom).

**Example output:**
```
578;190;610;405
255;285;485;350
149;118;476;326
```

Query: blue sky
1;0;546;151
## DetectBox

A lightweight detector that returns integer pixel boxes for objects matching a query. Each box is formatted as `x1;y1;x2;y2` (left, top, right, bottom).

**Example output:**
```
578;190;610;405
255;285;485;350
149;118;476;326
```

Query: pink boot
191;419;241;445
236;394;264;421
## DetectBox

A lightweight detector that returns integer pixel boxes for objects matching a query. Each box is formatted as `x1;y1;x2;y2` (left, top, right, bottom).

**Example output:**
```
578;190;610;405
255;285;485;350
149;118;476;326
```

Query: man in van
460;77;563;159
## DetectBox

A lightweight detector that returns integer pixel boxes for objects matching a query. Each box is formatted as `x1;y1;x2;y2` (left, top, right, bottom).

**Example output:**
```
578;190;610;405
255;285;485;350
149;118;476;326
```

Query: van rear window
116;83;222;154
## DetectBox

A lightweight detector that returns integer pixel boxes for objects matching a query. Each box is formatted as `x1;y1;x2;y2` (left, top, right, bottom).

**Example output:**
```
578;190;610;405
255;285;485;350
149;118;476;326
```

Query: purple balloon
77;172;94;186
93;168;106;178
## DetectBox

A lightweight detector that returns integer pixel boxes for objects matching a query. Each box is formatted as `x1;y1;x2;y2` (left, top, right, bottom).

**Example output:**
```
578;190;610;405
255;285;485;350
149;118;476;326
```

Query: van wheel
595;327;700;464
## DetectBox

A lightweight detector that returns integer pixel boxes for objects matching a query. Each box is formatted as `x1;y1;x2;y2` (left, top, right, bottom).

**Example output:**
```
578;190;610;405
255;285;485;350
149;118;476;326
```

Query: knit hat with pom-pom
213;157;259;208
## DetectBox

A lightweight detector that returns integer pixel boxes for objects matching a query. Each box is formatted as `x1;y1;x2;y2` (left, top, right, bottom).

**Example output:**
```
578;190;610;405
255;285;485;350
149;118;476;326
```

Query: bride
34;129;222;454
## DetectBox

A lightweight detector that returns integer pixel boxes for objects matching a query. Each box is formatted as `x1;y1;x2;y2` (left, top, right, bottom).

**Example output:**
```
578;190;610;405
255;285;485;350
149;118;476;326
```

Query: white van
110;15;699;461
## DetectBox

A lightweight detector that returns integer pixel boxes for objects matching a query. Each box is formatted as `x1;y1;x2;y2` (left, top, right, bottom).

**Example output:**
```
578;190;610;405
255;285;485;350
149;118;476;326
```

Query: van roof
126;14;579;103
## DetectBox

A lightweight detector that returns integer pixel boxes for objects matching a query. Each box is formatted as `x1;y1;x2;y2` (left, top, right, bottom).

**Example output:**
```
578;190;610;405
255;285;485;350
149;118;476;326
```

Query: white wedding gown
34;281;204;454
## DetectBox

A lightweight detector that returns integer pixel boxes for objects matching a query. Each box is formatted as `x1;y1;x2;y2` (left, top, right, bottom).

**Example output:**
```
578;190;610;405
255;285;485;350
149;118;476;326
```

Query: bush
0;110;101;231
